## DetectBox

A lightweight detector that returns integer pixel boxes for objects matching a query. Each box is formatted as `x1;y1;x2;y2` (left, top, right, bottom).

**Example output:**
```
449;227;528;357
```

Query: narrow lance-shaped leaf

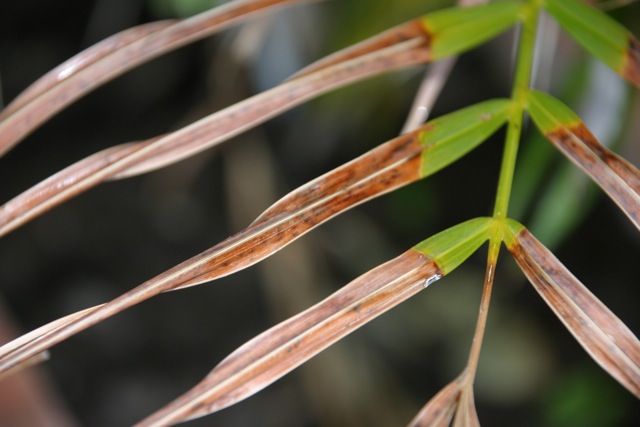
544;0;640;88
0;35;431;238
504;219;640;398
527;90;640;230
0;2;522;238
0;100;510;379
256;99;511;223
135;218;494;426
0;0;312;157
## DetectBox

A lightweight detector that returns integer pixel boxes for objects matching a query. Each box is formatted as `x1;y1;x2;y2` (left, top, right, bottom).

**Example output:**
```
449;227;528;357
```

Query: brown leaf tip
622;36;640;87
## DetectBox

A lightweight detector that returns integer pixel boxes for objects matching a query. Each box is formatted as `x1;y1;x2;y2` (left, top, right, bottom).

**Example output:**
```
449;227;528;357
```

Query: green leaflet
544;0;640;87
526;90;580;134
419;99;512;177
414;217;493;275
422;2;524;60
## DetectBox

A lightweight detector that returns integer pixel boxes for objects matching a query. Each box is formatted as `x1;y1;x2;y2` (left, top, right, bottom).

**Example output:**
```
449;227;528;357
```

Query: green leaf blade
526;90;581;133
419;99;512;177
544;0;640;87
422;2;524;60
414;217;493;275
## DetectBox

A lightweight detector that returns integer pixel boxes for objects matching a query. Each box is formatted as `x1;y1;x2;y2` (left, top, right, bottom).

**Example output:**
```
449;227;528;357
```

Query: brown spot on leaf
558;123;640;194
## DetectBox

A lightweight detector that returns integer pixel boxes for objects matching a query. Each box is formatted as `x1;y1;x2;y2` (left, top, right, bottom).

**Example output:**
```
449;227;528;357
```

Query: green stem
492;2;540;219
462;0;542;388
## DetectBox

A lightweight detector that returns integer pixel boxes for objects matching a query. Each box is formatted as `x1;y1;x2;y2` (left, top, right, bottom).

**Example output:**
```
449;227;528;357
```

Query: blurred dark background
0;0;639;426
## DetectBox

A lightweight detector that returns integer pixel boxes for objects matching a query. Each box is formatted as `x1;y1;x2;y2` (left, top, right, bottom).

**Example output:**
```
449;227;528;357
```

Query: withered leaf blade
408;369;481;427
0;0;311;158
0;21;175;119
136;249;443;426
0;125;427;376
0;37;430;237
452;387;480;427
134;217;492;425
0;305;101;380
407;378;462;427
505;221;640;398
0;101;501;376
527;90;640;230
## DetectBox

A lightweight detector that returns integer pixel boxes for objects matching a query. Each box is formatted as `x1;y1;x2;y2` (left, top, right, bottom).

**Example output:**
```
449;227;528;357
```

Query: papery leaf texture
0;101;507;376
543;0;640;87
408;377;462;427
0;33;431;238
527;90;640;230
135;218;493;426
0;0;312;157
505;219;640;398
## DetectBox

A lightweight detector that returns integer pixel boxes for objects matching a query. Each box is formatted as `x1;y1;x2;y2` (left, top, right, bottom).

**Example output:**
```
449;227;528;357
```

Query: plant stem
465;236;500;379
465;0;541;384
492;2;540;219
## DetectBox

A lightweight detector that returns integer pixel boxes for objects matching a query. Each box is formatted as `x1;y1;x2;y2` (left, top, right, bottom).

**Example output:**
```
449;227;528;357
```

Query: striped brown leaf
0;36;430;237
408;377;463;427
527;90;640;230
505;219;640;398
0;0;312;157
134;218;493;425
0;100;508;376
